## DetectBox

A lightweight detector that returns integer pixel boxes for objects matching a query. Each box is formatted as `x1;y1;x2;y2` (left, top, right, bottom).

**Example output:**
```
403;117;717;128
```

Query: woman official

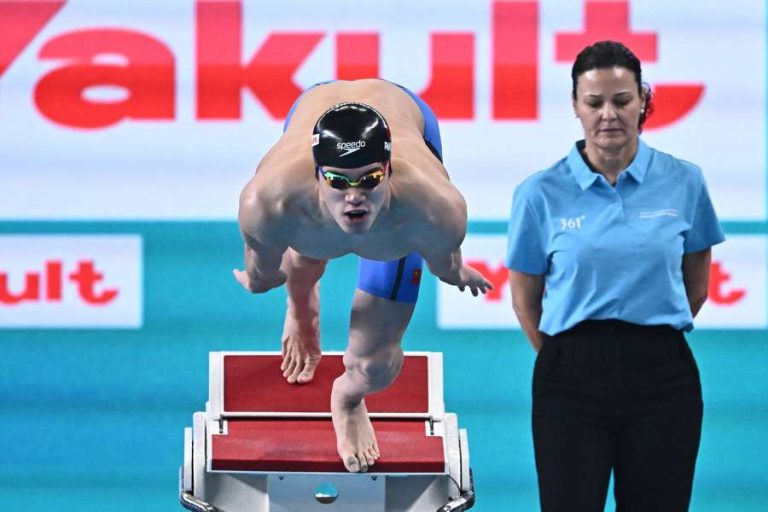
506;41;725;511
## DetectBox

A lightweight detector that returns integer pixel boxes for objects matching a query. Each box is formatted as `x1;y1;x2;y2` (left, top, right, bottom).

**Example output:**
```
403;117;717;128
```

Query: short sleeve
684;170;725;253
505;186;548;274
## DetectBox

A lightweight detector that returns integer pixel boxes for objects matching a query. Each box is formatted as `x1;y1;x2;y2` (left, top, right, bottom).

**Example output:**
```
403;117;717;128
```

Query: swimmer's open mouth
345;210;367;219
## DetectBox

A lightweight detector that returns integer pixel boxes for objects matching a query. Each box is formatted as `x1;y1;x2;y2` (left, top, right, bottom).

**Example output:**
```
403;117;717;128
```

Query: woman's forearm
508;270;546;352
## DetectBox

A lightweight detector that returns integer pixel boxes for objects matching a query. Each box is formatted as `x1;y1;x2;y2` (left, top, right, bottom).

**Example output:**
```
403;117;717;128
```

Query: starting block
179;351;475;512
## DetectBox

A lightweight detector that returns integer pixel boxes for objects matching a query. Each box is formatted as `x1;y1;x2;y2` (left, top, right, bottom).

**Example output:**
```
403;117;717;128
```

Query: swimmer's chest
287;223;417;261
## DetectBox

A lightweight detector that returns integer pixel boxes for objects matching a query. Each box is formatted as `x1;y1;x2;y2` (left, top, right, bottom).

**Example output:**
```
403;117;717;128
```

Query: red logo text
0;0;703;129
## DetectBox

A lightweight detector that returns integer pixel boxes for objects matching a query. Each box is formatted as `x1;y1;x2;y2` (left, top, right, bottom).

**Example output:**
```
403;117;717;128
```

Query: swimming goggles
319;165;388;190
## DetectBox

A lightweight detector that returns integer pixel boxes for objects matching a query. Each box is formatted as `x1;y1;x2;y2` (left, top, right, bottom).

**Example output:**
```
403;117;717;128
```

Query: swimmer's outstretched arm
233;188;289;293
423;246;493;297
279;248;327;384
281;249;327;331
411;175;492;296
233;232;288;293
414;202;490;295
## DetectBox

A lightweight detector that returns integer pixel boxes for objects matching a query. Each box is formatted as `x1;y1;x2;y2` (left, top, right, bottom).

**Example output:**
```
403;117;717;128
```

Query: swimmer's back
246;79;454;237
256;79;435;196
283;79;425;141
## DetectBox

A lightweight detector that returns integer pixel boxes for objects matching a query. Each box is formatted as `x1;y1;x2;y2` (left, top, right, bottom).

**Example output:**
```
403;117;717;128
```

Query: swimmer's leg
332;253;422;472
280;249;327;384
332;289;415;472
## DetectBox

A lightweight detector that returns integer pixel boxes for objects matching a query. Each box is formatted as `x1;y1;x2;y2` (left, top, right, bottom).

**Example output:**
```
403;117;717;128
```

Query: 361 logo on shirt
560;215;586;231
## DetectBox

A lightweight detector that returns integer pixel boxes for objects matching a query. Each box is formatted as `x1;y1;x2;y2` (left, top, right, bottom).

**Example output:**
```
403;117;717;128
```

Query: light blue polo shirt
506;138;725;336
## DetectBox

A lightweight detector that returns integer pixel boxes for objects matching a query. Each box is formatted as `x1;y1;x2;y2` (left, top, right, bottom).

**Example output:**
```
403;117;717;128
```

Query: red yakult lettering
708;261;746;305
35;29;176;129
642;85;705;130
0;0;705;129
555;0;657;61
68;261;119;305
335;31;475;119
0;0;64;78
419;33;475;119
554;0;704;129
195;0;323;119
492;0;538;120
336;32;379;80
0;272;40;304
46;260;62;300
0;259;119;306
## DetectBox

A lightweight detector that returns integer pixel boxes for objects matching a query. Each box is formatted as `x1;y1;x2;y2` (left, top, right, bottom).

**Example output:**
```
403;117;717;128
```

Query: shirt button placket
605;183;624;221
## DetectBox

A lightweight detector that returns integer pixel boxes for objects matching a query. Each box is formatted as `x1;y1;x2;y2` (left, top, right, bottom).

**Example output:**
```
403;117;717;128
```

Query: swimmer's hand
442;264;493;297
233;268;287;293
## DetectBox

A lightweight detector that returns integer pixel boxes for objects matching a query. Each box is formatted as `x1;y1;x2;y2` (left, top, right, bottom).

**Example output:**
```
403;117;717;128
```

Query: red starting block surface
182;352;472;510
222;354;430;414
211;419;445;473
207;353;446;474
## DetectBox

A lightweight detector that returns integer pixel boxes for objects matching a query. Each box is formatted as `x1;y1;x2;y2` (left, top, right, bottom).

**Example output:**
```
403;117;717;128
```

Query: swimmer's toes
344;455;361;473
296;368;315;384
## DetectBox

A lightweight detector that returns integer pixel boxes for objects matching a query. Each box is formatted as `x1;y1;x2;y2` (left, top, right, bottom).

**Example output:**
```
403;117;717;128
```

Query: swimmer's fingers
233;268;250;290
232;269;287;293
233;268;260;292
468;280;493;297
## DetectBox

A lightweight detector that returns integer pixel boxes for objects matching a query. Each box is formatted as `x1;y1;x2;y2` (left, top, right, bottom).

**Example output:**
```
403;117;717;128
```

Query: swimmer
234;79;491;473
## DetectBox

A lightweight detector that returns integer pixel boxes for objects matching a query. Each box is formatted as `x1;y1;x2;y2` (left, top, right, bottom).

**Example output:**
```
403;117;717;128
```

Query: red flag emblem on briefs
411;269;422;285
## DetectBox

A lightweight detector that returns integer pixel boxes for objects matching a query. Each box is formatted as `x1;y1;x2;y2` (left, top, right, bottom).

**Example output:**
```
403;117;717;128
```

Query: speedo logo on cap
337;140;366;157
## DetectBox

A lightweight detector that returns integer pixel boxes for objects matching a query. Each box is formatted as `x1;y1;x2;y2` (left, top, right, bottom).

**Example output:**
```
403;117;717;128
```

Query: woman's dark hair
571;40;654;130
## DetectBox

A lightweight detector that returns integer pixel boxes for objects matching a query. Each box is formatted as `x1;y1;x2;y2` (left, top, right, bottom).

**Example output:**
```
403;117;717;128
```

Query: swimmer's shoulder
303;78;401;101
390;160;465;245
390;145;452;197
241;152;314;227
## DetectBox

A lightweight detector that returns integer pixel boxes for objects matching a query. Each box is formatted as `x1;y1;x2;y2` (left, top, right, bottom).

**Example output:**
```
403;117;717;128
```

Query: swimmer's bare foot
331;379;380;473
281;309;321;384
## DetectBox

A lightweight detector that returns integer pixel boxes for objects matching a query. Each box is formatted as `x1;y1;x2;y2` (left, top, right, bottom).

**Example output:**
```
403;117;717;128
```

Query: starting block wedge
179;351;475;512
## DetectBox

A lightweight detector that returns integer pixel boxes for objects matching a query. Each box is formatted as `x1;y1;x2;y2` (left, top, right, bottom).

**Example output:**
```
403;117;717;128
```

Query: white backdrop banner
0;0;764;220
0;235;143;328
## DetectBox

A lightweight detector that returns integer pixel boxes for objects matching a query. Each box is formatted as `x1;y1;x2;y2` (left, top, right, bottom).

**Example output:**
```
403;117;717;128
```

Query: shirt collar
625;138;650;183
567;138;651;190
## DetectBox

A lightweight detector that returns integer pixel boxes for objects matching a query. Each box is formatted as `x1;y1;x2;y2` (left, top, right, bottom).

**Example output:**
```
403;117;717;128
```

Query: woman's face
573;66;645;152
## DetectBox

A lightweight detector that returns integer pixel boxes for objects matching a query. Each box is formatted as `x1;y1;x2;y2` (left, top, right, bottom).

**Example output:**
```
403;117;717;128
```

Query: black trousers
533;320;702;512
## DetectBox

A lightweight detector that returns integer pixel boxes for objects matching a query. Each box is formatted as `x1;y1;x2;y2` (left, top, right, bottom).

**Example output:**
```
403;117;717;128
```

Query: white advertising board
0;0;763;220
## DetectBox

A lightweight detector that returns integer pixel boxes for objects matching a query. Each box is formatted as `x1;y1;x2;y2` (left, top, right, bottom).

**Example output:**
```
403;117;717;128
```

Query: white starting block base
182;468;460;512
179;352;474;512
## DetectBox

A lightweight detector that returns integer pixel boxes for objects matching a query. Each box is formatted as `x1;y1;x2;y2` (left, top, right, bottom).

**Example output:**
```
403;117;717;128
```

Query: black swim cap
312;102;391;169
